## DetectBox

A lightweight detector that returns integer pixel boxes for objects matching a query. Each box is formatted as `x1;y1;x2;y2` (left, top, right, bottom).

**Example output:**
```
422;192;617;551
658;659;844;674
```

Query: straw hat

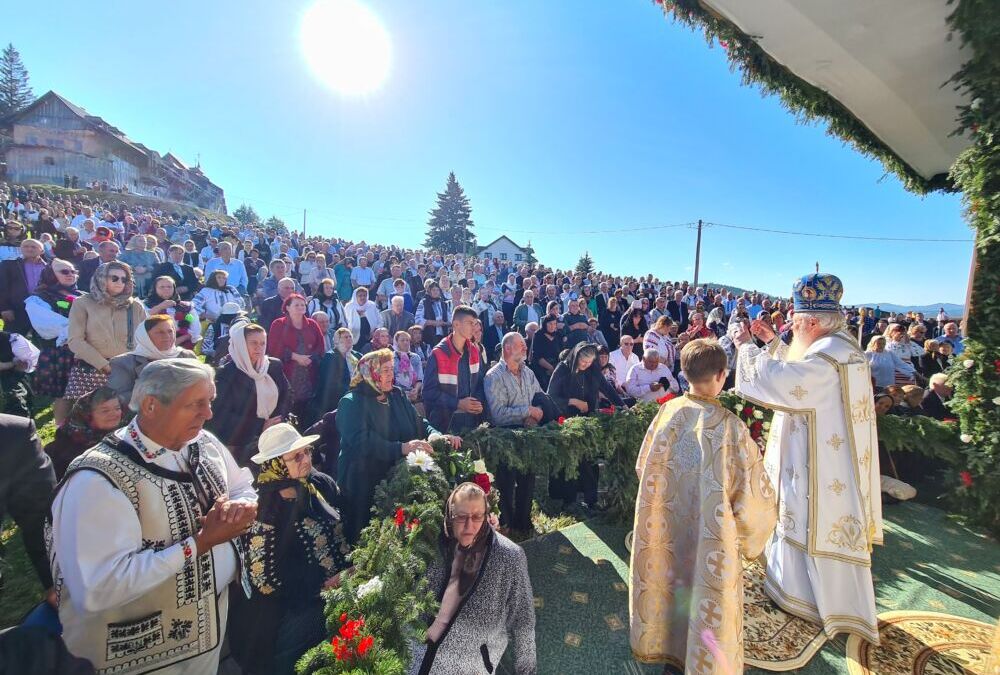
250;423;319;464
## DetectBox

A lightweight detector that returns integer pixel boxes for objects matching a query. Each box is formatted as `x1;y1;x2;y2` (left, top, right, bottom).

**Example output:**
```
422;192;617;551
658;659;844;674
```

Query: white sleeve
624;364;646;398
51;471;191;614
25;296;71;345
217;442;257;504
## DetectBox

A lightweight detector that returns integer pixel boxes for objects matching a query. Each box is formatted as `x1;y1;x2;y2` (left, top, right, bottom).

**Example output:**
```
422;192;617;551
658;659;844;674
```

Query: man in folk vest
423;304;487;433
50;359;258;674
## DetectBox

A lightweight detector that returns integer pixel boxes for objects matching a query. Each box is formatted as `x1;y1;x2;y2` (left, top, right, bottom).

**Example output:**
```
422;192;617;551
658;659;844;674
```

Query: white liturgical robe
736;330;882;643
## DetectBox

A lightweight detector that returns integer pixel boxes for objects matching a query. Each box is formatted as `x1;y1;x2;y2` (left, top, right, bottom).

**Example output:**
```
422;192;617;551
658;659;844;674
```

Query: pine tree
0;43;33;117
523;240;538;265
424;172;476;254
575;251;595;275
233;203;259;226
264;215;287;232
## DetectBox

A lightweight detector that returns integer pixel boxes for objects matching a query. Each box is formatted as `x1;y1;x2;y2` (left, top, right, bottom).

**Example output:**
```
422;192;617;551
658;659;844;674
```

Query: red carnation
743;406;754;416
407;517;420;531
357;635;374;657
960;471;974;488
968;395;978;402
473;472;492;494
394;508;405;526
942;418;958;424
339;612;347;623
993;359;1000;374
557;416;566;425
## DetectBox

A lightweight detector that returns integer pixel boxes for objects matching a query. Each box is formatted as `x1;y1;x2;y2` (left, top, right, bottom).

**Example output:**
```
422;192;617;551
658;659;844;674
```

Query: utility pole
693;219;703;288
302;209;307;238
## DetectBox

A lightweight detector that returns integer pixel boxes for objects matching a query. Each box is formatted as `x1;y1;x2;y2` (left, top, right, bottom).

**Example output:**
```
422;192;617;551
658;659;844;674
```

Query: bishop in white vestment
734;272;882;644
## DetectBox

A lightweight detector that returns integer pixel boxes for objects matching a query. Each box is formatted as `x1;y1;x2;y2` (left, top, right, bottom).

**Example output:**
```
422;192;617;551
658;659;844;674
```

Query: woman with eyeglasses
410;482;535;675
230;422;351;675
24;260;86;425
0;219;27;261
65;261;147;403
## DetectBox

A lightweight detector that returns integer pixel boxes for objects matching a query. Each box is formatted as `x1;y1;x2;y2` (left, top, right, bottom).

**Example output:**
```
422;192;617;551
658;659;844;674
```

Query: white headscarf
228;321;280;419
132;320;183;361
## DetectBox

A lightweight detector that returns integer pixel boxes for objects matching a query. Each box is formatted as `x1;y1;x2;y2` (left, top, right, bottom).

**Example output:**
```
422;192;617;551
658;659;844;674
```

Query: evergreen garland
941;0;1000;535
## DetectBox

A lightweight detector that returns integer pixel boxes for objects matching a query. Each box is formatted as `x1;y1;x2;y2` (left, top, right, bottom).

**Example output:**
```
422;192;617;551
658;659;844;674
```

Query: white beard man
734;272;882;645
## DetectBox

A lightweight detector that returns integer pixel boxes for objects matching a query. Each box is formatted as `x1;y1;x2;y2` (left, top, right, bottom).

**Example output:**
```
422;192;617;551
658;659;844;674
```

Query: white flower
762;421;771;431
472;459;488;474
993;396;1000;406
752;409;764;420
406;450;436;472
960;433;973;444
356;576;383;598
733;405;742;412
963;359;975;369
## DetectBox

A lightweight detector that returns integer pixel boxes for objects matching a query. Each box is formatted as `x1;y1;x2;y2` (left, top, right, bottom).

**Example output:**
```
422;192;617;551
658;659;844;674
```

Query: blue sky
14;0;973;305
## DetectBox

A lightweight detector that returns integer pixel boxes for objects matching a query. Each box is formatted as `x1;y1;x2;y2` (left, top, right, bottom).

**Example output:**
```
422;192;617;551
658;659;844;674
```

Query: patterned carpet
509;501;1000;674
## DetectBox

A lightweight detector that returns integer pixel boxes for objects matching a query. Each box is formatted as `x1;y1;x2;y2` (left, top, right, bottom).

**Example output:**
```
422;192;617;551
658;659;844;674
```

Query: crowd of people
0;182;966;674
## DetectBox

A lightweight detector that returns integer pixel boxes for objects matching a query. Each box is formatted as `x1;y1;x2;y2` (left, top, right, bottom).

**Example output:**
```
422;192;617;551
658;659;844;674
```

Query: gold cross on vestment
789;385;808;401
827;434;845;451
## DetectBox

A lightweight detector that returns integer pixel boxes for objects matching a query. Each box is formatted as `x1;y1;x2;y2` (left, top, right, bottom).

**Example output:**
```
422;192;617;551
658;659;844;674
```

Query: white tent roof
701;0;971;180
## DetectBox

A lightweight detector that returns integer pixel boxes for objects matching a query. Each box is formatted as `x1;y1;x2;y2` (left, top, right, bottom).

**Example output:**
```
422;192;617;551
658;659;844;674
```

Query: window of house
514;253;523;261
43;156;55;165
482;251;490;258
499;252;508;260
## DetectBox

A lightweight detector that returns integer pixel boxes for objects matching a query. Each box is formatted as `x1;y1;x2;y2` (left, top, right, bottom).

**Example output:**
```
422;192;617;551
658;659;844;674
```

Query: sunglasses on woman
107;274;127;283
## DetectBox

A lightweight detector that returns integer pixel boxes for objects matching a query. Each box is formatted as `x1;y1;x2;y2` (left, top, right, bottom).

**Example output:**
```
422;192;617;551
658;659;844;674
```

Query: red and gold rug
846;611;996;675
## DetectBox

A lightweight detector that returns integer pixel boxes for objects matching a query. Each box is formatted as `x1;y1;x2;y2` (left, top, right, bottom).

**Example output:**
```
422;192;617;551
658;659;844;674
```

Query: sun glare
300;0;392;97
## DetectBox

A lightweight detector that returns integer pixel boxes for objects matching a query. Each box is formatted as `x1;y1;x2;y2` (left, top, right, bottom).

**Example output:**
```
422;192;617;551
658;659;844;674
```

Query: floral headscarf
256;455;338;517
350;348;394;392
62;387;120;447
90;261;135;308
33;259;81;313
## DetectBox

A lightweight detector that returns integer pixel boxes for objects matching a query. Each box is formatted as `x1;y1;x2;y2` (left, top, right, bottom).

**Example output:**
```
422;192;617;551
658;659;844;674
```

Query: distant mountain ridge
853;302;965;316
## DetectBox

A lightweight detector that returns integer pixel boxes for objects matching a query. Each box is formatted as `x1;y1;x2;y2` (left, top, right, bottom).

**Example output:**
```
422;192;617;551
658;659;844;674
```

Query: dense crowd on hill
0;181;965;673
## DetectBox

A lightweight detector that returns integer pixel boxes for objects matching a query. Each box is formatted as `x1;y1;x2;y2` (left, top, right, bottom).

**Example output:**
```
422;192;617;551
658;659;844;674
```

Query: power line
705;221;972;243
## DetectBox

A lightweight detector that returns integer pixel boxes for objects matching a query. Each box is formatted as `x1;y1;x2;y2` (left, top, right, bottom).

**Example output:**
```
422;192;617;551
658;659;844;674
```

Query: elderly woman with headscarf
24;259;84;424
229;423;351;675
393;329;424;403
209;322;290;464
343;286;383;349
108;315;198;407
337;349;461;543
409;482;535;675
144;275;200;350
65;261;148;402
44;387;123;479
311;326;354;421
193;268;244;323
118;234;159;297
547;342;624;510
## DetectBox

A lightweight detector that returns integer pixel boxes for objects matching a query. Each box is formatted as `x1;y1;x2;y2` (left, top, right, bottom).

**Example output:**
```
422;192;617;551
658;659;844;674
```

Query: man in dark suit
381;295;415;336
0;414;57;603
77;239;120;290
666;290;690;332
153;244;201;300
0;239;47;335
483;311;507;364
258;278;297;332
920;374;952;420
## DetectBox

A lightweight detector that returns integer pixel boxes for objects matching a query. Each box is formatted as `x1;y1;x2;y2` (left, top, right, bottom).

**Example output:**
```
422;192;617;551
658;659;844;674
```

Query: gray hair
796;311;846;335
929;373;949;387
644;347;660;360
501;331;524;353
130;358;215;412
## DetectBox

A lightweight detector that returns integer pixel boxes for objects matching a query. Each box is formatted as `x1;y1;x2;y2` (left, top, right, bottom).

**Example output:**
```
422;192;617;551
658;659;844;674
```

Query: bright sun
300;0;392;97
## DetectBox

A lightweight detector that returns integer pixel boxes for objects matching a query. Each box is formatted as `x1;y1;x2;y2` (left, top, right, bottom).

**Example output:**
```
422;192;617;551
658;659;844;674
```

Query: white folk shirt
735;331;882;643
50;424;256;673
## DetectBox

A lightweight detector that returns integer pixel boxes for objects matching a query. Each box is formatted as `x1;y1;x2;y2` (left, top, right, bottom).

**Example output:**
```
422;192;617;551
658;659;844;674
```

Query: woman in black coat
598;295;623;351
546;342;623;509
207;322;291;465
230;424;351;675
528;315;563;390
620;302;648;359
